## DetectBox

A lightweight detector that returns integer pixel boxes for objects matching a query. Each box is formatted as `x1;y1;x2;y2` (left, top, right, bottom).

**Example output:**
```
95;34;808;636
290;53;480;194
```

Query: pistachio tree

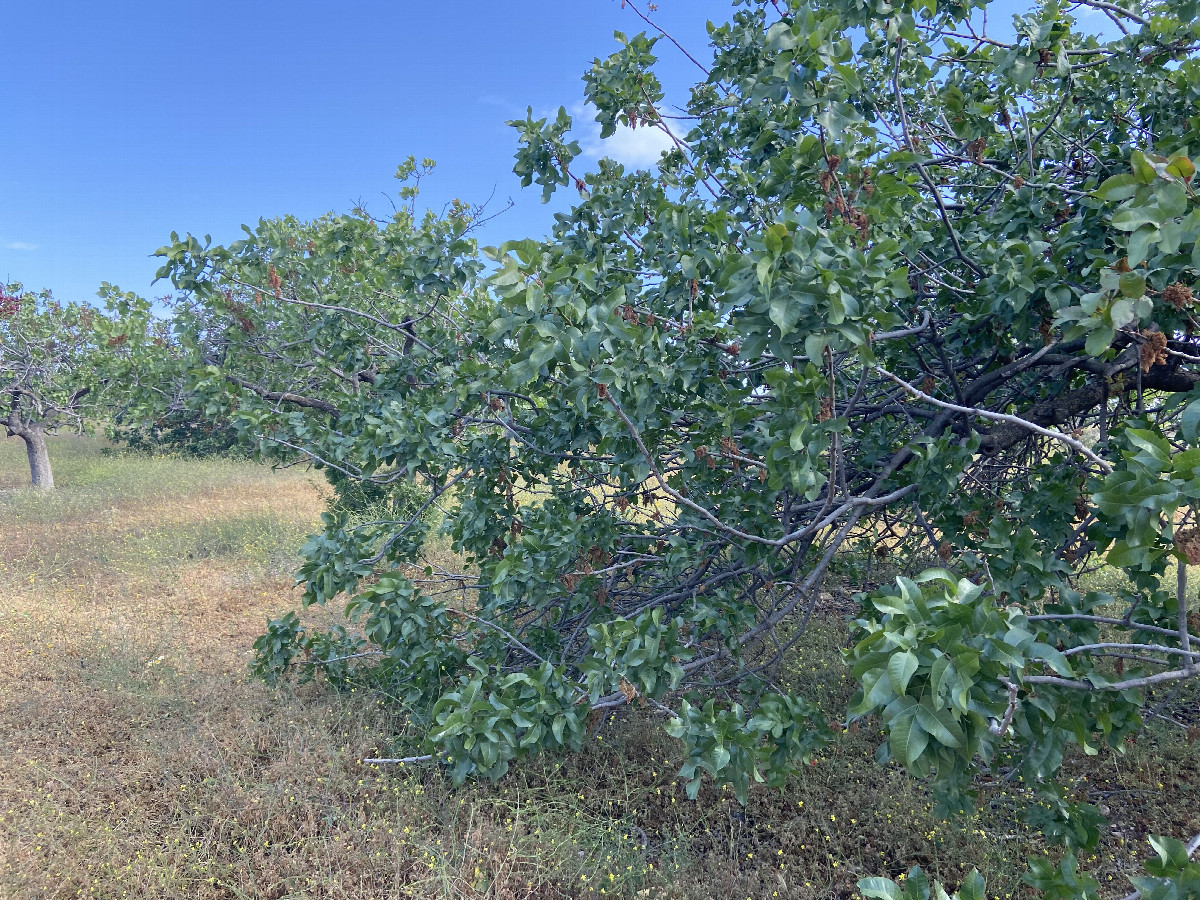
156;0;1200;885
0;284;154;489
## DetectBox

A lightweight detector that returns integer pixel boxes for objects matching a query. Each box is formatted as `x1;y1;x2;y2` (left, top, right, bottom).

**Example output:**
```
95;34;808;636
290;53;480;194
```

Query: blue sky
0;0;732;304
1;0;1122;305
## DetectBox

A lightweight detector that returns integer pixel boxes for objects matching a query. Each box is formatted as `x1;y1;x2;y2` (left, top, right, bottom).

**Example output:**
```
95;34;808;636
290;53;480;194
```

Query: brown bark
5;396;55;490
976;365;1200;457
21;424;54;490
976;381;1107;456
223;374;341;417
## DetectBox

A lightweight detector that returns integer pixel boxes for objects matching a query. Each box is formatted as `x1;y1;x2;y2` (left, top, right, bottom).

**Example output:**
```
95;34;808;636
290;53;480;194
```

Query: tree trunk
19;425;54;490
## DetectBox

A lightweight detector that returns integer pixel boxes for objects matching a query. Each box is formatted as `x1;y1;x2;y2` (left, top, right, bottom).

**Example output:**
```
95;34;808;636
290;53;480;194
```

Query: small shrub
109;408;249;459
324;467;433;525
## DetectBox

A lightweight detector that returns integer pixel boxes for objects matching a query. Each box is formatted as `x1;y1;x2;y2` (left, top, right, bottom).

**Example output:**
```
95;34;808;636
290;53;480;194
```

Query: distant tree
1;284;96;489
0;283;157;488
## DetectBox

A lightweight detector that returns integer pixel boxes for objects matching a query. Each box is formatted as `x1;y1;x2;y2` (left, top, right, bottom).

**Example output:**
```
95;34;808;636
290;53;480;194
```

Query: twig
873;311;932;342
617;0;712;76
892;40;984;279
1180;561;1194;673
1148;711;1189;729
454;610;554;669
220;273;435;352
990;682;1020;735
1023;667;1200;690
311;650;385;666
1022;110;1035;178
1073;0;1149;25
1059;642;1200;660
1027;613;1200;643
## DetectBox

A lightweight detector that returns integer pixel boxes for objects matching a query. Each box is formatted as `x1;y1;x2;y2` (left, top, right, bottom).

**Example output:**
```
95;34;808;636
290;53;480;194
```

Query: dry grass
1;436;1196;900
0;438;662;900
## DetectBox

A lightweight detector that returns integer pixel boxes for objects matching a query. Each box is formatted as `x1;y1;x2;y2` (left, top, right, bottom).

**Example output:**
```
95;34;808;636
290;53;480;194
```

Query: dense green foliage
147;0;1200;892
323;466;433;523
108;407;248;459
859;832;1200;900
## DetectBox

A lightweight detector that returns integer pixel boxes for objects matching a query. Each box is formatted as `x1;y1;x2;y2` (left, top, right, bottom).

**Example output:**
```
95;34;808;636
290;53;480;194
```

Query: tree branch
874;367;1113;473
224;373;341;417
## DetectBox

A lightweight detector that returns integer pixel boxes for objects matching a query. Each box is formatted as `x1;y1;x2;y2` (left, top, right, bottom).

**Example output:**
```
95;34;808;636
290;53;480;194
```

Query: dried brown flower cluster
1139;330;1168;372
1174;526;1200;565
1163;281;1194;310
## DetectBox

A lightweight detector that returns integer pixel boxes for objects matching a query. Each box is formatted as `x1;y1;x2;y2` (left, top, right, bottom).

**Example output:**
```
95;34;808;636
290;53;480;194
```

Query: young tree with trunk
154;0;1200;892
1;285;93;489
1;283;157;489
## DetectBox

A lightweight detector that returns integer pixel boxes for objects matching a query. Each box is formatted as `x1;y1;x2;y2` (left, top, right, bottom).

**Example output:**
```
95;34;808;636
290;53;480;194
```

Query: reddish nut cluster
0;289;22;318
965;136;988;164
267;265;283;300
817;158;871;242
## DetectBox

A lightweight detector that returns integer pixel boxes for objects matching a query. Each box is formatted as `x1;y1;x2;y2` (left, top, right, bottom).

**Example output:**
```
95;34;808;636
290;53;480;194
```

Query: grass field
1;436;1197;899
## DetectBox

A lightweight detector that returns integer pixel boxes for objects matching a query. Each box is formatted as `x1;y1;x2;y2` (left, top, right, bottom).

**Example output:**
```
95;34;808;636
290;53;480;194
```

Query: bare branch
224;373;341;417
990;682;1020;735
874;366;1113;473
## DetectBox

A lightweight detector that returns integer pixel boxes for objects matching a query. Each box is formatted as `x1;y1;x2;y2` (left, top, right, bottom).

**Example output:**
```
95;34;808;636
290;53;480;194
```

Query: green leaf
1181;396;1200;444
1117;272;1146;300
770;295;800;336
804;332;828;362
1156;180;1188;219
930;656;952;700
904;866;932;900
888;651;919;696
1147;834;1190;869
889;712;930;766
871;593;910;616
757;256;773;288
1084;325;1115;357
1095;173;1139;202
827;290;846;325
915;703;964;748
859;878;905;900
1031;642;1074;678
1111;208;1156;232
957;870;986;900
711;744;730;771
764;223;788;257
1110;297;1135;327
1167;154;1196;181
1131;150;1157;184
1127;225;1158;267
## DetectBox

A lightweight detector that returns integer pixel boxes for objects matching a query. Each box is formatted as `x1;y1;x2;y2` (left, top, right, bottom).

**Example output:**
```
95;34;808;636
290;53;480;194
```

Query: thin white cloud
586;122;675;168
3;241;38;251
574;102;675;169
477;94;513;109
